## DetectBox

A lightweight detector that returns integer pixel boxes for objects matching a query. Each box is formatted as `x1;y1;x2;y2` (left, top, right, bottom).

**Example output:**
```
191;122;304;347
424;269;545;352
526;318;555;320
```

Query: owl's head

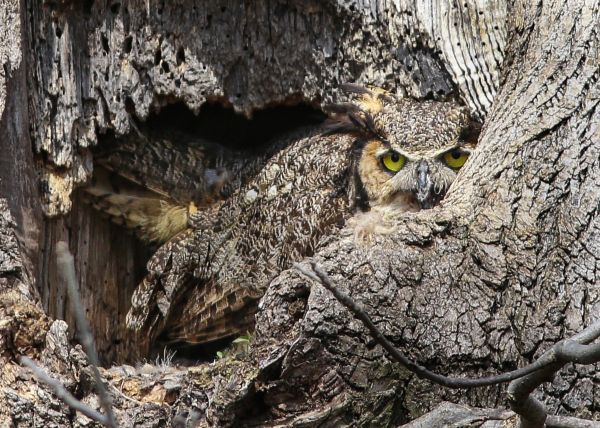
326;84;480;211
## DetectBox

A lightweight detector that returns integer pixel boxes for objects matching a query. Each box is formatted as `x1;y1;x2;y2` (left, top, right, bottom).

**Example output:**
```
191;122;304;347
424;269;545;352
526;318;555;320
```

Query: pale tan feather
83;166;191;243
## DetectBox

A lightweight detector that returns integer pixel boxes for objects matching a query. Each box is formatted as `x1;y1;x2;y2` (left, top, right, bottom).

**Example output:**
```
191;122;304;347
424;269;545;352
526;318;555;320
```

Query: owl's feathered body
86;85;478;348
125;128;355;344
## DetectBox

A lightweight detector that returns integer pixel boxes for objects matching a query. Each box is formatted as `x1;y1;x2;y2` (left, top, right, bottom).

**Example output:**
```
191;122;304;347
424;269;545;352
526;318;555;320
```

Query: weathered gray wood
29;0;506;216
0;0;598;426
24;0;509;366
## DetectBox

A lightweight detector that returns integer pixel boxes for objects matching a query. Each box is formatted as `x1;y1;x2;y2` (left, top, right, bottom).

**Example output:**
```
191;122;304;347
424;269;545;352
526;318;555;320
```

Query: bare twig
556;339;600;364
506;358;559;428
20;356;111;425
56;241;118;427
295;262;600;428
546;415;600;428
295;262;600;388
507;339;600;427
109;381;144;406
295;262;554;388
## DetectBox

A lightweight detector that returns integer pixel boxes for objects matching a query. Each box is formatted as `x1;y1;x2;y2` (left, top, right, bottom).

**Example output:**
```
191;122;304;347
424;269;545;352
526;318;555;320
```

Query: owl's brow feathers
323;85;479;153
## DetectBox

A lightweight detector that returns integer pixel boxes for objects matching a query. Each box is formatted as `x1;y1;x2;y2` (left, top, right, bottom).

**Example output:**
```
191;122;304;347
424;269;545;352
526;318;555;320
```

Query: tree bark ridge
0;0;598;426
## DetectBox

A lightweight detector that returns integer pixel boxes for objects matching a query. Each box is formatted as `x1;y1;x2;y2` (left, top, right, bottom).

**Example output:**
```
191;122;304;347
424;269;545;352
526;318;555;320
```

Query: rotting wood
0;0;597;426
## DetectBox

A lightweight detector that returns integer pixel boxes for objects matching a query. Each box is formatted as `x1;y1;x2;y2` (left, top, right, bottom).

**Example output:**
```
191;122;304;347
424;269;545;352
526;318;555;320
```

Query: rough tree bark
0;0;598;426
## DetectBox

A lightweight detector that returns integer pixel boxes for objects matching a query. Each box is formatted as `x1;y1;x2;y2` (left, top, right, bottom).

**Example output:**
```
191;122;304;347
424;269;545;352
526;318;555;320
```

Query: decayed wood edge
0;199;45;333
0;198;51;422
30;0;506;216
0;195;169;425
1;0;596;428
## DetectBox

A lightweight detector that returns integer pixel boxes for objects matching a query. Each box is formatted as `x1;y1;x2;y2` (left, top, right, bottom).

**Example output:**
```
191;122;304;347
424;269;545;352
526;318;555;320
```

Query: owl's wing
83;165;196;242
85;130;261;242
95;131;237;205
126;127;357;347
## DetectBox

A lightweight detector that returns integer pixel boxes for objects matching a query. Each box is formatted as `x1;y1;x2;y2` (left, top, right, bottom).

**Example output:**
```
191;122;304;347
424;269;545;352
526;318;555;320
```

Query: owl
326;84;479;211
326;85;479;240
84;129;268;243
86;85;478;349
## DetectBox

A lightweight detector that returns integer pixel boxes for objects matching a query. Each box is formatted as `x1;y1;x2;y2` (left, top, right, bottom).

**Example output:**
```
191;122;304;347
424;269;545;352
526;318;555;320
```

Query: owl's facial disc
375;145;471;209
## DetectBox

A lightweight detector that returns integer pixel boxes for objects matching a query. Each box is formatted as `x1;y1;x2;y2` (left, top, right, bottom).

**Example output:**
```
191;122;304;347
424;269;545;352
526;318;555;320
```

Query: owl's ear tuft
347;110;371;131
339;83;394;114
322;83;392;135
322;103;377;136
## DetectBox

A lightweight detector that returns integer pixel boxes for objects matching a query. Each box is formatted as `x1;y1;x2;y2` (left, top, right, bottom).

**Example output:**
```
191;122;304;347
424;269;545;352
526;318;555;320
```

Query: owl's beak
415;161;433;209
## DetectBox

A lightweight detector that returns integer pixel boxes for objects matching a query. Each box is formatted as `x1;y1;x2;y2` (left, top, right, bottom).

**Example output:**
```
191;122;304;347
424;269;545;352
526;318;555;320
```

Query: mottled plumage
85;131;267;242
87;85;478;347
326;84;478;211
125;128;355;345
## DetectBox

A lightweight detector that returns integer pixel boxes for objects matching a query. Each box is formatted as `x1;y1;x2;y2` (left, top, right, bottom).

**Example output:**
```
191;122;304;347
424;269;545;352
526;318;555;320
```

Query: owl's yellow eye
381;151;406;172
443;150;469;169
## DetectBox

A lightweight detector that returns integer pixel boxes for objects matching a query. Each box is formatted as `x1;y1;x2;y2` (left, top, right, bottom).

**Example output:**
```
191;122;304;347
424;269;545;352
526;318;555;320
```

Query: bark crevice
0;0;597;426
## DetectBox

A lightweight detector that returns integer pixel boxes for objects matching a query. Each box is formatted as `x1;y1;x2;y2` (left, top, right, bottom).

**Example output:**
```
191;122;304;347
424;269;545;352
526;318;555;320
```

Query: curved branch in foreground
507;339;600;427
19;356;110;426
296;262;600;426
295;262;600;390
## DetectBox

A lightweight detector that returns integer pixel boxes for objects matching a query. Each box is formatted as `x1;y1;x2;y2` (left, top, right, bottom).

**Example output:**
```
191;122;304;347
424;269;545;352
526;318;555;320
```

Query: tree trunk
0;0;598;426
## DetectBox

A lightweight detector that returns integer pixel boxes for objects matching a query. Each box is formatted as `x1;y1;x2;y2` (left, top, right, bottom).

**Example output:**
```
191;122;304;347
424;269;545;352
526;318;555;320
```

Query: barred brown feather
127;128;356;345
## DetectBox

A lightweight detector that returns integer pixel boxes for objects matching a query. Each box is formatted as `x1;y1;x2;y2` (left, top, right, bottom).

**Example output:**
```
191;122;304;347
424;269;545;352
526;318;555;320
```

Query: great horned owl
85;130;266;242
327;84;478;211
86;85;478;348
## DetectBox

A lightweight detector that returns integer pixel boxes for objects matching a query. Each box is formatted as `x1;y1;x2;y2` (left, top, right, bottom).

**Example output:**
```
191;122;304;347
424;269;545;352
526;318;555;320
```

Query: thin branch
109;381;145;406
507;320;600;427
546;414;600;428
506;337;600;427
56;241;118;427
295;262;552;388
294;262;600;389
556;339;600;364
506;355;561;428
20;356;110;425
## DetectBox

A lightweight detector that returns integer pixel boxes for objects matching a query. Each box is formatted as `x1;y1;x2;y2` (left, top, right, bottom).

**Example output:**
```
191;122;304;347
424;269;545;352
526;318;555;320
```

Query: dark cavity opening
101;34;110;53
176;46;185;65
83;0;94;15
142;101;326;151
110;2;121;14
123;35;133;54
